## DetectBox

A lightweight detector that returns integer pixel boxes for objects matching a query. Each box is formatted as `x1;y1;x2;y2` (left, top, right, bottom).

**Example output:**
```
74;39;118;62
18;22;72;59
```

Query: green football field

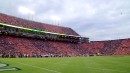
0;56;130;73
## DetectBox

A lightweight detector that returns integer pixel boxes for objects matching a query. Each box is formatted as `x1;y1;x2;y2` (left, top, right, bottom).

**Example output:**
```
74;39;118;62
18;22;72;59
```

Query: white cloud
50;15;61;22
18;6;35;15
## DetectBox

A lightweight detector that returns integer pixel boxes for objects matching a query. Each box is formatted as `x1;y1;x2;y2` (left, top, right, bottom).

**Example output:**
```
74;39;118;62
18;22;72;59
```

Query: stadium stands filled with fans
0;13;130;58
89;39;130;56
0;13;89;58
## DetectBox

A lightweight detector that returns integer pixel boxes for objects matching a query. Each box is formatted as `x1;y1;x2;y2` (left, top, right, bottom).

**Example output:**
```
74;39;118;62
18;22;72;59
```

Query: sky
0;0;130;41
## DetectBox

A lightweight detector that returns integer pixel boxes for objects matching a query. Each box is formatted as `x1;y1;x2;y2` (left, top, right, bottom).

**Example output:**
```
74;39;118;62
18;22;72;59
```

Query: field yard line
16;62;61;73
0;60;61;73
55;63;127;73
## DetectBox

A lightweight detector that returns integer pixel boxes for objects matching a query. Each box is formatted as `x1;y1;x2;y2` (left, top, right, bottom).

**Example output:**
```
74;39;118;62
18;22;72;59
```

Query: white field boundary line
0;68;18;72
17;62;62;73
55;63;128;73
0;60;61;73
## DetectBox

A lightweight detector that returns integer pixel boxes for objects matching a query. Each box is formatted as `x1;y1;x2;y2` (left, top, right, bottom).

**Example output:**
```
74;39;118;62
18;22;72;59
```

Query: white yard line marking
17;62;61;73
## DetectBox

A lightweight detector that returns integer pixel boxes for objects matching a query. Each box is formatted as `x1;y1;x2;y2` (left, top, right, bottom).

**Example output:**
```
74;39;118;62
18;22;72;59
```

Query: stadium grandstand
0;13;89;58
0;13;130;58
90;39;130;55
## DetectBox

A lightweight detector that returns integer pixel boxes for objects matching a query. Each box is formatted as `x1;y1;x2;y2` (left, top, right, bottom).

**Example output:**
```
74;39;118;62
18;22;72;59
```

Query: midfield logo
0;63;21;72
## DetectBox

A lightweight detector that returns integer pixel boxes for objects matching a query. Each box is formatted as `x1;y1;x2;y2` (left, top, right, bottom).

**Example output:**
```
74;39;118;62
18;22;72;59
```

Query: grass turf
0;56;130;73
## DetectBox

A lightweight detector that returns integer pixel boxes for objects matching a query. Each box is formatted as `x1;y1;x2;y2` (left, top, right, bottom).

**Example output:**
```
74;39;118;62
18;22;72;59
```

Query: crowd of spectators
0;13;130;58
1;34;130;58
0;35;89;58
89;39;130;55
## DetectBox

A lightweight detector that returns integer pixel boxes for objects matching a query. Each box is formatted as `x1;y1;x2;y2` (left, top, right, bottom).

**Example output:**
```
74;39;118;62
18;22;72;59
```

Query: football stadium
0;13;130;73
1;2;130;73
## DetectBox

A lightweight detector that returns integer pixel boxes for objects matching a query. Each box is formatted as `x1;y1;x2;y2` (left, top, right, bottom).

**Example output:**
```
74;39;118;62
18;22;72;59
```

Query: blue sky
0;0;130;41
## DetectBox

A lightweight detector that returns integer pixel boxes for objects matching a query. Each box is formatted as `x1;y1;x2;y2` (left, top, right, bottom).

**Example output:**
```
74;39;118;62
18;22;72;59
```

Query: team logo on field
0;63;21;72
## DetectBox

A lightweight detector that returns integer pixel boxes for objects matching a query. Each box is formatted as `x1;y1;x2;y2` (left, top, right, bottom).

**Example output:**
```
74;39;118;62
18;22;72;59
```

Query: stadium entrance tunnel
0;62;21;72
